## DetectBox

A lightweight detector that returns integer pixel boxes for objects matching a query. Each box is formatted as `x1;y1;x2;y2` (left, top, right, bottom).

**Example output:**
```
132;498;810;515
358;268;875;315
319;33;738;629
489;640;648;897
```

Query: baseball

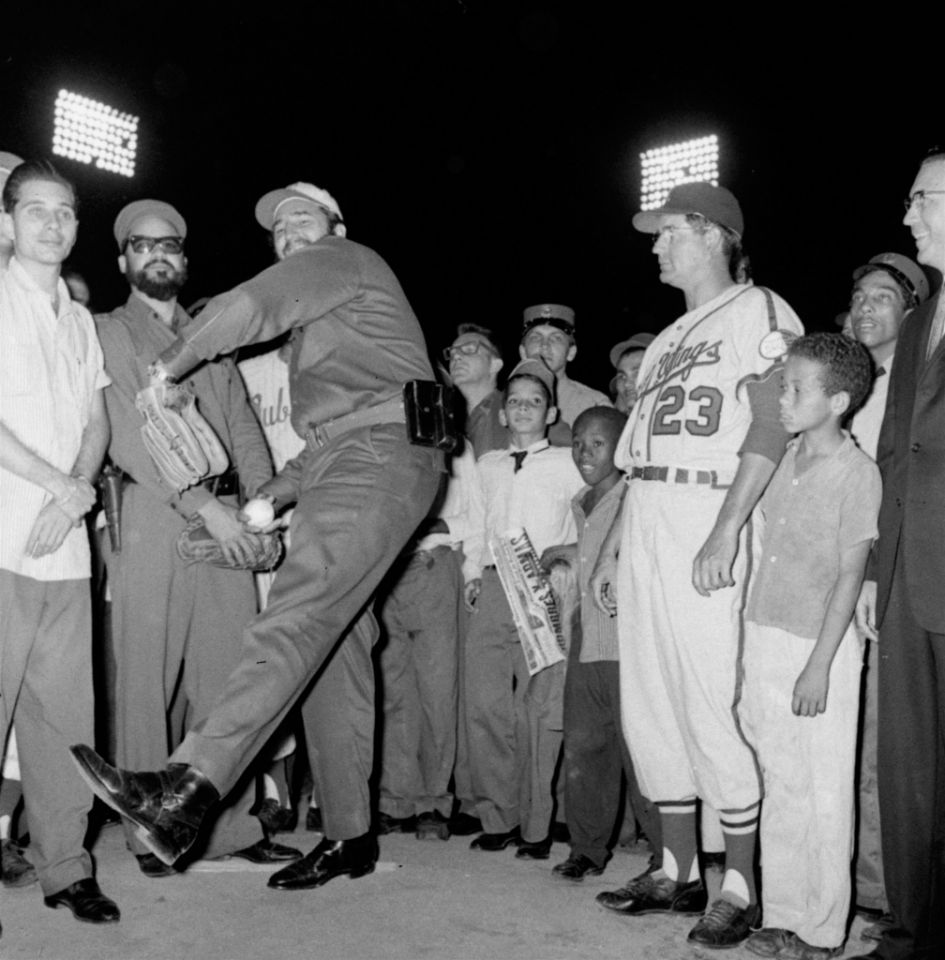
242;497;275;529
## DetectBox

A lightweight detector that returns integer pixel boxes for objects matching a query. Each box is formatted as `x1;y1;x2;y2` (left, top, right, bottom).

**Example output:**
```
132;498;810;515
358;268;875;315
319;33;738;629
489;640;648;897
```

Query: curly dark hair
787;332;874;414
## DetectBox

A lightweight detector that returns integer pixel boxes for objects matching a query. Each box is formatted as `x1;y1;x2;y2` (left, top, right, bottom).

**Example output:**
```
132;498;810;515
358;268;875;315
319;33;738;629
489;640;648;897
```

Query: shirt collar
510;437;551;455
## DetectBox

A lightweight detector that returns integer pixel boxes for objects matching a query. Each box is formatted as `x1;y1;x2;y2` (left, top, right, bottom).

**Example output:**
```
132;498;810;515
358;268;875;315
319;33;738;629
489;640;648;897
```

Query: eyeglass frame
903;190;945;213
126;235;186;255
442;340;500;363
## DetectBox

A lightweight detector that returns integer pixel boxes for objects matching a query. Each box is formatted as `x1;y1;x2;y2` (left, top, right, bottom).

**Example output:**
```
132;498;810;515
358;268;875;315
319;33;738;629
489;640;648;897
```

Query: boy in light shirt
741;334;880;960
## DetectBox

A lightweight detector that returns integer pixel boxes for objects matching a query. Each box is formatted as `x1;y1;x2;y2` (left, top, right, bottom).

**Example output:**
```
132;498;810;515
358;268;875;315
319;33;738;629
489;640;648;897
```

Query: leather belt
304;395;405;450
202;469;239;497
122;467;240;497
630;465;723;487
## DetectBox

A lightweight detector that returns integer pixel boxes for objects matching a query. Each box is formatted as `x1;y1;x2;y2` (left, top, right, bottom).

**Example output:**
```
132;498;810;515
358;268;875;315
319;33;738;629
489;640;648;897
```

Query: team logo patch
759;329;797;360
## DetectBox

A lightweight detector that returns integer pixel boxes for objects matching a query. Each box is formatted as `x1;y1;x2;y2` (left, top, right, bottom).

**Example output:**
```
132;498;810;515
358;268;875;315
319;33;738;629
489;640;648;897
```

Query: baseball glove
135;383;230;492
175;514;284;571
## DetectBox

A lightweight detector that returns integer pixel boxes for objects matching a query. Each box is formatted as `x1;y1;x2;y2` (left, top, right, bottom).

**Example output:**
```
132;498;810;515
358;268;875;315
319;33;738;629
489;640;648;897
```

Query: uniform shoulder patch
758;328;798;361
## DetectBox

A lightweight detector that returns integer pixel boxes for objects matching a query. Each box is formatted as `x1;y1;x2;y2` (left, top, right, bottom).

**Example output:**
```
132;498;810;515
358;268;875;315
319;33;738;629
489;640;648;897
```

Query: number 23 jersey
616;284;804;480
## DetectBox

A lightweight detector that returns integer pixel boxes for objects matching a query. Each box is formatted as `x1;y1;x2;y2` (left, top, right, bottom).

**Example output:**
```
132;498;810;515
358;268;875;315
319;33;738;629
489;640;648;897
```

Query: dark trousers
562;634;660;868
875;556;945;960
173;425;440;840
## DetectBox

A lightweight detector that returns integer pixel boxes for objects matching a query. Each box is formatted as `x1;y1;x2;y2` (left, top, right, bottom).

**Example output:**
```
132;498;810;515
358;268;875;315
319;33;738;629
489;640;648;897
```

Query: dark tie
511;450;528;473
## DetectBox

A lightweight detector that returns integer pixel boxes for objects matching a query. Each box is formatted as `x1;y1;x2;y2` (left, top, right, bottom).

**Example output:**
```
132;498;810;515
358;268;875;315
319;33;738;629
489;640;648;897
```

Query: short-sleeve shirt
0;258;110;580
746;435;881;640
572;480;625;662
616;284;803;483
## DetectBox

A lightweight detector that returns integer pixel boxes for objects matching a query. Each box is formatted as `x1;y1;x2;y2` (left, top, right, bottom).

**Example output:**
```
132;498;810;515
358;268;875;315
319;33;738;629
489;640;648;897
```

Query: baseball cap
0;151;23;189
114;200;187;249
522;303;575;336
255;182;345;234
506;357;556;400
632;182;744;238
852;252;929;307
609;332;655;369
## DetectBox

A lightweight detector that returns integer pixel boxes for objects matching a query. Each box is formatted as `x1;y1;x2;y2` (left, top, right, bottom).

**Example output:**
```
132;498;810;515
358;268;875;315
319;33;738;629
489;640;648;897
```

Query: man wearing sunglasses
93;200;298;875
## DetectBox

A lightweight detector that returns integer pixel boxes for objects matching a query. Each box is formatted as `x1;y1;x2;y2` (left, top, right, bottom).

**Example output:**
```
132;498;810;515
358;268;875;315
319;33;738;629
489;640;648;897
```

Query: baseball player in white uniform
592;183;803;948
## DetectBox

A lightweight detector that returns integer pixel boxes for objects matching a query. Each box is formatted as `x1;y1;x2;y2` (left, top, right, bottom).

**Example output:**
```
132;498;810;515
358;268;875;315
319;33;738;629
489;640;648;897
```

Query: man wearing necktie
461;359;583;855
846;252;928;943
853;150;945;960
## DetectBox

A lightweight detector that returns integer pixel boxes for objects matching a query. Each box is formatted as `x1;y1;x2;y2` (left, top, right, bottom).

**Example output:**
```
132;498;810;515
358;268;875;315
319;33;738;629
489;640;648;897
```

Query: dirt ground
2;821;877;960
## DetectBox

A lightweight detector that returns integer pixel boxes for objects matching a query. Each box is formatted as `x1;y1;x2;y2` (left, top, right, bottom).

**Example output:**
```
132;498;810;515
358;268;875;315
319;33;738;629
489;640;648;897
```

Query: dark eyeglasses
442;341;497;362
127;235;185;254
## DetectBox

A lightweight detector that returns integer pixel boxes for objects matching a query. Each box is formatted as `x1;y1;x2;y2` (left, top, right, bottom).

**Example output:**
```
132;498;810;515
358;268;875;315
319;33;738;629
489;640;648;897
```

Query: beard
128;260;188;301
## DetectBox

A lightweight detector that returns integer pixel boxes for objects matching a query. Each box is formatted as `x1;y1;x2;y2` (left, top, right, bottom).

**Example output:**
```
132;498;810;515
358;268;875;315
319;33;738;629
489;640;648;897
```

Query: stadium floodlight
640;134;719;210
52;89;138;178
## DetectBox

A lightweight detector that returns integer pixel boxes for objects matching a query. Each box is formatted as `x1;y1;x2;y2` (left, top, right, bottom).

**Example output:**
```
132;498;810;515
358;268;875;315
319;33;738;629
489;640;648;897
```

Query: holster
403;380;459;453
99;462;124;553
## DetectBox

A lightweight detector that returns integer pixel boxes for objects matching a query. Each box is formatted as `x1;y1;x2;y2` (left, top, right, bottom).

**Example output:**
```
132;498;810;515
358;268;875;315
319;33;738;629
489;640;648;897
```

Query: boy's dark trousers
562;621;661;868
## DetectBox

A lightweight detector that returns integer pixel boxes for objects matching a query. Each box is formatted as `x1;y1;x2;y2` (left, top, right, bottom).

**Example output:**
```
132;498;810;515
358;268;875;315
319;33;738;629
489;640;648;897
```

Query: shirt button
779;518;786;524
792;479;798;486
911;442;921;452
770;556;777;562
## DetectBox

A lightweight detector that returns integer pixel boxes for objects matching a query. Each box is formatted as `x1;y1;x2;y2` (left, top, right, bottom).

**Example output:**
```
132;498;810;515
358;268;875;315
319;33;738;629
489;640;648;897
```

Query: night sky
1;3;940;393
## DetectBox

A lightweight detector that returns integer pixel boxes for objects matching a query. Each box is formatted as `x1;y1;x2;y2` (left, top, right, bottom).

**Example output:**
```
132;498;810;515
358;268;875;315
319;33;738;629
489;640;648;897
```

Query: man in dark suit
854;150;945;960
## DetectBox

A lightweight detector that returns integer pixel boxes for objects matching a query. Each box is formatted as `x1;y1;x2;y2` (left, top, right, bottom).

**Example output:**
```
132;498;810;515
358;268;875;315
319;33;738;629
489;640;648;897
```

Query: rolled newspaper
489;527;565;676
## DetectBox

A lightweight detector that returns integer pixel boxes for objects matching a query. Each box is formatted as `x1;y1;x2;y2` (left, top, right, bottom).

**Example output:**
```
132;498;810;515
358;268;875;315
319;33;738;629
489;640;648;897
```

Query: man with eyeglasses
93;200;298;875
519;304;610;431
447;323;571;455
852;151;945;960
591;183;803;948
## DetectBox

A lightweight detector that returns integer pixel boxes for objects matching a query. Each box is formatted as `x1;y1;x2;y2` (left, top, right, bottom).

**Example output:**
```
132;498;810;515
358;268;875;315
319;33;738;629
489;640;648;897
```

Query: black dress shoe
136;853;177;878
552;853;605;881
470;827;520;851
1;839;37;887
69;744;219;865
230;839;302;863
596;873;707;915
515;837;552;860
268;834;378;890
44;878;120;924
447;812;482;836
377;812;417;835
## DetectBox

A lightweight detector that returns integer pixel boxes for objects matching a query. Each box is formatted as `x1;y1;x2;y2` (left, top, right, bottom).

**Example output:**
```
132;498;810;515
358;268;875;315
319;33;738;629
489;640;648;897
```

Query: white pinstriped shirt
0;258;110;580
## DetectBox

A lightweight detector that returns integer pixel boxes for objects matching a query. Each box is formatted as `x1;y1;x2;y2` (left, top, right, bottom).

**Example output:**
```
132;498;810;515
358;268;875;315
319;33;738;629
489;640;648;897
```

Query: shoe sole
2;872;39;888
597;896;708;917
269;861;377;891
69;753;181;866
43;899;121;924
552;869;604;883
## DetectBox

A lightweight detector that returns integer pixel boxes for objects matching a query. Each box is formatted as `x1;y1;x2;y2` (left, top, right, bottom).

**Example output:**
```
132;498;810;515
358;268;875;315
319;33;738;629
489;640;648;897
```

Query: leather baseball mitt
175;514;284;571
135;383;230;492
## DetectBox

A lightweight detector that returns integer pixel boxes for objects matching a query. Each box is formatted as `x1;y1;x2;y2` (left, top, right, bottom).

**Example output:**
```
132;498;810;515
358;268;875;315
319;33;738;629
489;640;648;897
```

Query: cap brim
255;189;332;230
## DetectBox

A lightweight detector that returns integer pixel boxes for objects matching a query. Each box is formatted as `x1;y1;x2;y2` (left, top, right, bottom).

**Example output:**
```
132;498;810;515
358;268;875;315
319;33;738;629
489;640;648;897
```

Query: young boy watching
741;333;880;960
463;358;584;856
542;406;661;883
